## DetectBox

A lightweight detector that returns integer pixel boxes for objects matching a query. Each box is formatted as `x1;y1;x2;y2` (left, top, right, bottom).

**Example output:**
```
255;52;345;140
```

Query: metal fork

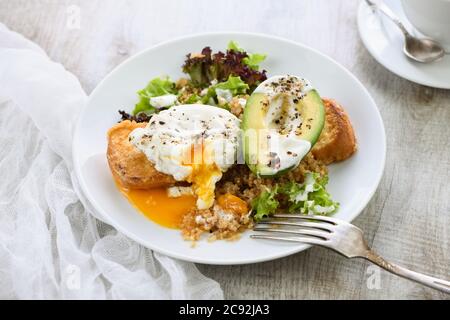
252;214;450;293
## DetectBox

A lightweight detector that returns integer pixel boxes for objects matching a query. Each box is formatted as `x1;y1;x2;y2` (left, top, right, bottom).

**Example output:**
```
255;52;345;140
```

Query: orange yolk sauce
115;141;247;229
115;179;249;230
116;181;197;229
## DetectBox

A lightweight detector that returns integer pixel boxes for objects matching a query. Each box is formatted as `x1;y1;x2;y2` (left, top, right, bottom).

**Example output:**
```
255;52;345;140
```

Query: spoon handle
365;0;410;37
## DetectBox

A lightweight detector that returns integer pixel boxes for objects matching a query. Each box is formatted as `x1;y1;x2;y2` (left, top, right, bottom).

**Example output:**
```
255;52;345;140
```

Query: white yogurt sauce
253;75;314;173
215;88;233;102
149;94;178;109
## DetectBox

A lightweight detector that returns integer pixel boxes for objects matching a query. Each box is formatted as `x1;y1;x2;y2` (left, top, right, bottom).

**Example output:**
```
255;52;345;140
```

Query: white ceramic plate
73;32;386;265
358;0;450;89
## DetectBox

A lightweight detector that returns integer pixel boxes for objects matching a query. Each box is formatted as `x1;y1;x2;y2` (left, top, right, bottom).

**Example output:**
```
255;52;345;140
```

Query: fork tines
251;214;335;244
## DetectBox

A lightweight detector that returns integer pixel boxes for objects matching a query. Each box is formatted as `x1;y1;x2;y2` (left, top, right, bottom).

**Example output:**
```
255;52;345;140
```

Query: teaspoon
365;0;445;63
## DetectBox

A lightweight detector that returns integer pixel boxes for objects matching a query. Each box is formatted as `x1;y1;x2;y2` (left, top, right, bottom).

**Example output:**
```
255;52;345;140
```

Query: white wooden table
1;0;448;300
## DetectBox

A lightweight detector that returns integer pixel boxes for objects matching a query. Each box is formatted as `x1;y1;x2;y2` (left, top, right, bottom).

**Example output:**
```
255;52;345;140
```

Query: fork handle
364;250;450;294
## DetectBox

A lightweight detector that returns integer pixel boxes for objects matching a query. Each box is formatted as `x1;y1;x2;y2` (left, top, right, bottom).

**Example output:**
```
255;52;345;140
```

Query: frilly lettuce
201;75;249;106
252;173;339;221
133;77;177;115
214;75;249;97
227;41;267;71
252;186;280;221
182;44;267;89
281;173;339;215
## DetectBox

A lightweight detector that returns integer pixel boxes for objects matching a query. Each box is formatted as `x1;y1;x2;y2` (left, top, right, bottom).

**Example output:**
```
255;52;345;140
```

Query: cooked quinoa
181;205;254;241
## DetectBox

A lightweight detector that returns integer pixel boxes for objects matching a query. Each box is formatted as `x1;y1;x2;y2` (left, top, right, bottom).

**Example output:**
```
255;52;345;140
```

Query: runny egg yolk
115;180;196;229
115;141;226;229
183;141;223;210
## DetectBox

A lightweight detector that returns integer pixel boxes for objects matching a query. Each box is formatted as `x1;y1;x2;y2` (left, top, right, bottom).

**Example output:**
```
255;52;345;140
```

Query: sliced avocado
293;89;326;145
242;89;325;177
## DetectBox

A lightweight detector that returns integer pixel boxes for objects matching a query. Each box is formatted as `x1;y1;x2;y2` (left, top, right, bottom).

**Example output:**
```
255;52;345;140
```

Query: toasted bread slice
107;120;176;189
311;99;357;165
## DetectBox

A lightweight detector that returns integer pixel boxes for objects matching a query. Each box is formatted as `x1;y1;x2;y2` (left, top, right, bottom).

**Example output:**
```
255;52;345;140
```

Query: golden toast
107;120;176;189
312;99;357;165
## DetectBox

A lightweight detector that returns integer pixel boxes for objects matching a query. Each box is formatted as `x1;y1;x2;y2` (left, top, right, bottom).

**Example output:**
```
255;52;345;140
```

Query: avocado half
242;89;325;177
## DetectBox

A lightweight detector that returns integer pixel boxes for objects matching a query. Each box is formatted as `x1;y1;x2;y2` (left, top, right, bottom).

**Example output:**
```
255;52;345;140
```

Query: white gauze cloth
0;23;223;300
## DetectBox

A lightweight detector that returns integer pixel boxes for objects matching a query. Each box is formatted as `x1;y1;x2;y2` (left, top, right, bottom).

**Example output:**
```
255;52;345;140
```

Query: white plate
73;32;386;265
358;0;450;89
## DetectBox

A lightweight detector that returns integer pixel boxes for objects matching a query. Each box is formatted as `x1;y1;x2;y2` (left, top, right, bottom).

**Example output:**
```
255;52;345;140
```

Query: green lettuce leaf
244;53;267;71
227;40;243;52
201;75;249;105
251;173;339;221
284;173;339;215
184;93;202;104
133;77;177;115
227;41;267;70
133;97;156;116
215;75;249;95
252;186;280;221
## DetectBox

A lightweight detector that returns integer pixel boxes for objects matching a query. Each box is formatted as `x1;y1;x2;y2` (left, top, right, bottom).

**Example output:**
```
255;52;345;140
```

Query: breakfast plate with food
73;33;386;264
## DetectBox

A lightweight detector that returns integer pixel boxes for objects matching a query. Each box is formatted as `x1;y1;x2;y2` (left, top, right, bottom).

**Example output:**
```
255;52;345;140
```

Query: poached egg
129;104;241;209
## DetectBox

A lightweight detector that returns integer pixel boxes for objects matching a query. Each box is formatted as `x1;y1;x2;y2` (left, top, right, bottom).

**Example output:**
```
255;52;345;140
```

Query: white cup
401;0;450;51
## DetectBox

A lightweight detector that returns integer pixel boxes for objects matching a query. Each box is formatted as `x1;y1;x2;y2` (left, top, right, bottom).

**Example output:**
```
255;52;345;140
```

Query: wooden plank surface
0;0;448;299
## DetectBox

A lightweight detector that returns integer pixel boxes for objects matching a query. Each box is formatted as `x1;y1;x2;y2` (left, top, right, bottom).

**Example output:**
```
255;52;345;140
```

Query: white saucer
358;0;450;89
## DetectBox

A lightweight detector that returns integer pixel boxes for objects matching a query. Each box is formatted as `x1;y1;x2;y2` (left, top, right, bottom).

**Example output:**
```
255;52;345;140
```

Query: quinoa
176;78;202;104
229;95;249;118
181;204;253;241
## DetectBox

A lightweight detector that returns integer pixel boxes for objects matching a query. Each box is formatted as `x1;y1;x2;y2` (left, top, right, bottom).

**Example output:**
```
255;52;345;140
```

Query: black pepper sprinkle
159;121;166;125
269;156;281;169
